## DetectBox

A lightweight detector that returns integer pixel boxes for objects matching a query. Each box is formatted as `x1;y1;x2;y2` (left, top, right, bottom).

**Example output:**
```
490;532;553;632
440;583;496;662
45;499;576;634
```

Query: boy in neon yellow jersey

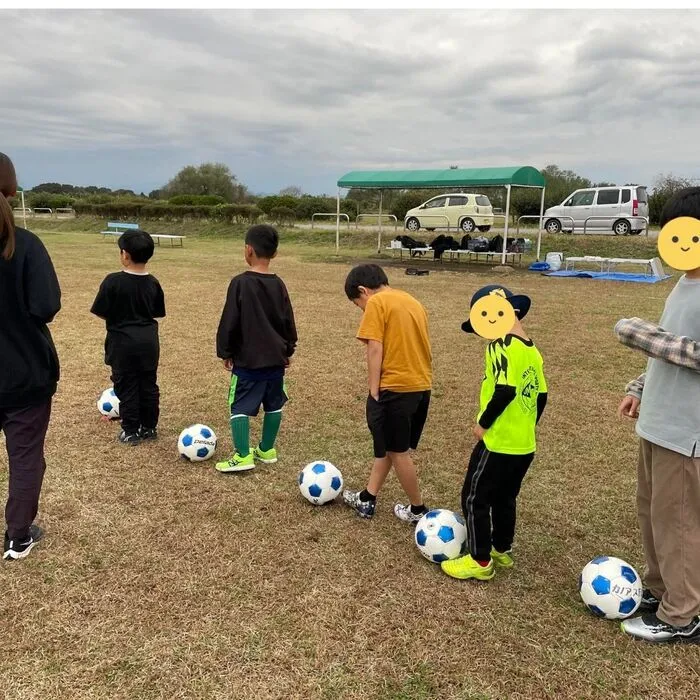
442;285;548;581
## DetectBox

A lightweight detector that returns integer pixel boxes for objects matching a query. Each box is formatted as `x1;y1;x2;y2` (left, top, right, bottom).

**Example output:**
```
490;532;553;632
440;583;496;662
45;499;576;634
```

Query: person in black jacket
215;224;297;473
0;152;61;560
91;230;165;445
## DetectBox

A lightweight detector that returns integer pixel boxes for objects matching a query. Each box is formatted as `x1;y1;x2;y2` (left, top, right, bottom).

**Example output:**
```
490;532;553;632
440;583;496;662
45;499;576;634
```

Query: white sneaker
621;613;700;643
393;503;427;524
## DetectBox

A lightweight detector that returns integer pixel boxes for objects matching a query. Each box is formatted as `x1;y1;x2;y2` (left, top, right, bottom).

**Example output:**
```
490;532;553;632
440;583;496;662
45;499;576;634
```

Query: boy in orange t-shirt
342;264;432;523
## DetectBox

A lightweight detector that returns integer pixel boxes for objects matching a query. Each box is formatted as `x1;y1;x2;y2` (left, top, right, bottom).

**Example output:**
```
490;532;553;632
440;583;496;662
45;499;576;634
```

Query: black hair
118;229;154;264
660;187;700;228
245;224;279;259
344;264;389;300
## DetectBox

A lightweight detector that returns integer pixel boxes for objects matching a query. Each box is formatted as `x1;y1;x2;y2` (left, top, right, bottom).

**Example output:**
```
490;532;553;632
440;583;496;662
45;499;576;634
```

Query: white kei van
543;185;649;235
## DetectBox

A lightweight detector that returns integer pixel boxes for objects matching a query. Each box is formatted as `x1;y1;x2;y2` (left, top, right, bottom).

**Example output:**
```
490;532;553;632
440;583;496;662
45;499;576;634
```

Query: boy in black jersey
91;230;165;445
215;224;297;473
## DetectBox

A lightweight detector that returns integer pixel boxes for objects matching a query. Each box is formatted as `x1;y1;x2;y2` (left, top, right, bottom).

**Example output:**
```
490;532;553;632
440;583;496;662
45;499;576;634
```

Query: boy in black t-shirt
215;224;297;473
91;230;165;445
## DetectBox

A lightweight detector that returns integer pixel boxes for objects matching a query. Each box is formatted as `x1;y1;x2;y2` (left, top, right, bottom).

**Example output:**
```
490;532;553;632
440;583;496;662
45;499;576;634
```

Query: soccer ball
97;387;120;419
579;556;643;620
177;424;217;462
415;509;467;563
298;461;343;505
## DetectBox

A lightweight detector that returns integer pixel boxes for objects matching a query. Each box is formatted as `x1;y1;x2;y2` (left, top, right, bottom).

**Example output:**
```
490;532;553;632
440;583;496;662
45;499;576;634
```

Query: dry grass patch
0;231;697;700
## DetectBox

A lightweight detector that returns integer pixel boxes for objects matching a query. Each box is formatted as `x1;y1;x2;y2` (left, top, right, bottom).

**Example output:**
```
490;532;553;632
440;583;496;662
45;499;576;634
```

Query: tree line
10;163;696;226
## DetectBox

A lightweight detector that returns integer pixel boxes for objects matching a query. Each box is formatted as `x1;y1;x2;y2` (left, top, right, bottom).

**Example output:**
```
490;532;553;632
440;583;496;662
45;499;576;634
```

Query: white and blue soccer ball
177;424;217;462
298;461;343;505
579;556;643;620
97;387;120;419
415;509;467;563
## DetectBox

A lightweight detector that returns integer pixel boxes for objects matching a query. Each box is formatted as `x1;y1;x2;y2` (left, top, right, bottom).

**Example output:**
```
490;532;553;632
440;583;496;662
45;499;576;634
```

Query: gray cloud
1;9;699;193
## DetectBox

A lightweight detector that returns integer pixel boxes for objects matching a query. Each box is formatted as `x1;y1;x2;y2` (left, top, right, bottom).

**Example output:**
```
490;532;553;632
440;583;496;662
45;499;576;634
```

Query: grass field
1;224;696;700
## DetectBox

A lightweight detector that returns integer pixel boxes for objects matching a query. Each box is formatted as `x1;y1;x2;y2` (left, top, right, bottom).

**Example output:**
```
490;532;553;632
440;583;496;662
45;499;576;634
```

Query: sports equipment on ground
178;424;217;462
299;461;343;505
415;509;467;563
97;387;120;419
579;556;643;620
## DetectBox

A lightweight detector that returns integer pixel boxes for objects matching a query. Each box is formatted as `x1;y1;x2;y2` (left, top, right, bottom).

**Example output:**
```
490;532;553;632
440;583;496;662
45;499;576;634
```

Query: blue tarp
546;270;672;284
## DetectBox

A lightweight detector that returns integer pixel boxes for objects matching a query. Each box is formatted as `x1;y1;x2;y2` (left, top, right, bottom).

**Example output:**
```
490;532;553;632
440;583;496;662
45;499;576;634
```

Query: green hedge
72;202;263;223
168;194;226;206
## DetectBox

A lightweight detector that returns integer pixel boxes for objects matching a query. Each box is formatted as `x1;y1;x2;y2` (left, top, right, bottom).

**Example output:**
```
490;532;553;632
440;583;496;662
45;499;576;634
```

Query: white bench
447;250;523;266
386;246;433;260
101;221;139;238
565;256;609;272
152;233;185;248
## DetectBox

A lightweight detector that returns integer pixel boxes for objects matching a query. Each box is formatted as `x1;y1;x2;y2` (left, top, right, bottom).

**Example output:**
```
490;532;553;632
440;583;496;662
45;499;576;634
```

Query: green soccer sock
230;415;250;457
260;411;282;452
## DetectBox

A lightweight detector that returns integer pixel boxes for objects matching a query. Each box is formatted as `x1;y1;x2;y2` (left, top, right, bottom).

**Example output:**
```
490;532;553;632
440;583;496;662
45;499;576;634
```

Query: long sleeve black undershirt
479;387;548;429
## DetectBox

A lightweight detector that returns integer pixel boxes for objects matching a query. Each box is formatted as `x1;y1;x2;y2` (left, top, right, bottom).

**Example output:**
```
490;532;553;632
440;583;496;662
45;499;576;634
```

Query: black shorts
366;389;431;458
229;374;288;417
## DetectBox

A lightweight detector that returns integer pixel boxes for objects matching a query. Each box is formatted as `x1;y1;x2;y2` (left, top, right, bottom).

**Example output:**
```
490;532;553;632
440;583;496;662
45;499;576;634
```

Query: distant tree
279;185;304;197
648;173;697;225
148;189;162;199
160;163;248;203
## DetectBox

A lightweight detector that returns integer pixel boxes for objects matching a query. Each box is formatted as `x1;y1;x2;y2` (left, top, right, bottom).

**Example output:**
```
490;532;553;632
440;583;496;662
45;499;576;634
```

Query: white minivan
544;185;649;235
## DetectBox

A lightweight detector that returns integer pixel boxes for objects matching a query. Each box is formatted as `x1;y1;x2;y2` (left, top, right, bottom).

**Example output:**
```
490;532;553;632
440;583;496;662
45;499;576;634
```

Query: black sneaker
138;427;158;441
342;489;376;519
3;524;44;561
118;430;141;445
621;613;700;643
638;589;661;614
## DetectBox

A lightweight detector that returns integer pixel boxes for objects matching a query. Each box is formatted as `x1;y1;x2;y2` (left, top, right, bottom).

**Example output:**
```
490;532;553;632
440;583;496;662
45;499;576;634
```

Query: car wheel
478;226;491;233
405;217;420;232
613;219;631;236
545;218;562;234
461;217;476;233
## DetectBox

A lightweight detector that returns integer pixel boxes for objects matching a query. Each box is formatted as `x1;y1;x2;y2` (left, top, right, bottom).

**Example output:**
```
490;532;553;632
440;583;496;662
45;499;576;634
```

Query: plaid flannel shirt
615;316;700;398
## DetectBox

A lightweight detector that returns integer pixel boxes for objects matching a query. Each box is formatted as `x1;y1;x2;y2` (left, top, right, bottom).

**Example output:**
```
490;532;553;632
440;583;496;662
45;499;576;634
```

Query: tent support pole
336;189;341;252
537;187;546;261
21;191;27;229
502;185;511;265
377;190;383;253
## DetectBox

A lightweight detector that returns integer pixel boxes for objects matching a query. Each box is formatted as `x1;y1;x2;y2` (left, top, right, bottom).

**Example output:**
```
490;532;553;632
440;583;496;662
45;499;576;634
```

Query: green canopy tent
335;166;547;263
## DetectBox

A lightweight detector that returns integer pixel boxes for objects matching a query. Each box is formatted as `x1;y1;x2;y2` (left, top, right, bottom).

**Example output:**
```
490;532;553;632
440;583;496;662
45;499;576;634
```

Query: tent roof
337;166;545;190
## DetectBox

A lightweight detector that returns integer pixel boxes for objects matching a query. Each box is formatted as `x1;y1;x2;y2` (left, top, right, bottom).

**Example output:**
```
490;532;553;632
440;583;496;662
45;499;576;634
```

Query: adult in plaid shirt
615;187;700;643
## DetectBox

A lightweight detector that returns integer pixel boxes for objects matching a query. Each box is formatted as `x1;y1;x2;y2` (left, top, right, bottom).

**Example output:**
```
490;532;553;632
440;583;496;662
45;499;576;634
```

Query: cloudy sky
2;9;700;194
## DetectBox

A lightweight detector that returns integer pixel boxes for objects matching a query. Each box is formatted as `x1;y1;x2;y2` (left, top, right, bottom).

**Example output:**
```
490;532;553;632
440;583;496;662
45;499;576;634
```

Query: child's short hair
345;264;389;300
118;230;154;264
660;187;700;228
245;224;279;259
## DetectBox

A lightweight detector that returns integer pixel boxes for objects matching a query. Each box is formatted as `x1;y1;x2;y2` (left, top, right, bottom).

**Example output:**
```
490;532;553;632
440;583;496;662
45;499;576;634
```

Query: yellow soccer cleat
490;548;514;569
441;554;495;581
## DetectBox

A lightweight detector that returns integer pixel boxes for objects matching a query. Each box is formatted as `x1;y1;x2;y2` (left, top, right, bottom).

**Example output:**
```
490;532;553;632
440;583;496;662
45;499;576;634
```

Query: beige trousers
638;438;700;626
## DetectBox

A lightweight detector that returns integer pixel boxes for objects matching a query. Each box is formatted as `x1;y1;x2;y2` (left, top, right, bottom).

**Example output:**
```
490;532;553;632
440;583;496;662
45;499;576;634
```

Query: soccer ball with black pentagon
177;424;217;462
298;461;343;505
579;556;643;620
415;509;467;563
97;387;120;419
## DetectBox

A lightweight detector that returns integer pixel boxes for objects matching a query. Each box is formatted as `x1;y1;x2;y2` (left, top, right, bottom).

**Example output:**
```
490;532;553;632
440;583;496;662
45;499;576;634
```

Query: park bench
151;233;185;247
101;221;140;239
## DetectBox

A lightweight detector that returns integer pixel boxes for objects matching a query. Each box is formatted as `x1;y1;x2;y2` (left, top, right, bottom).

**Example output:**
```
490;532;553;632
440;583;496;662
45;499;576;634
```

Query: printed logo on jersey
519;366;540;412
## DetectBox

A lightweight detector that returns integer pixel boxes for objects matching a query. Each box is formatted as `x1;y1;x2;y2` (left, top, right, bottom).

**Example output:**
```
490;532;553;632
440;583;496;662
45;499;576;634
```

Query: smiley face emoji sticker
461;285;531;340
469;289;516;339
658;217;700;271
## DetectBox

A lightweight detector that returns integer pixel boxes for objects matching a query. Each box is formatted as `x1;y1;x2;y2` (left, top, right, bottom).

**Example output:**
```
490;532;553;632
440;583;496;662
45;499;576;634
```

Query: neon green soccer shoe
215;452;255;473
253;445;278;464
441;554;495;581
490;548;514;568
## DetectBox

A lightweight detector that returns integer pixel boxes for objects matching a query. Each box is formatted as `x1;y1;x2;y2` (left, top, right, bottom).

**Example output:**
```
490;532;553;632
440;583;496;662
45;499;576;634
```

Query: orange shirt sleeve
357;297;385;343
